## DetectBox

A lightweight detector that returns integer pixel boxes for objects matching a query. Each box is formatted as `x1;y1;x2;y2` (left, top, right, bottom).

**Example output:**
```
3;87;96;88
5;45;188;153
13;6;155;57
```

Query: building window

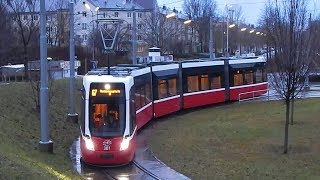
234;72;243;86
211;76;221;89
46;15;52;21
82;23;87;30
23;15;28;20
103;12;106;18
115;12;119;17
158;80;168;99
255;69;263;83
128;24;132;30
168;78;177;96
137;35;142;40
82;34;87;41
200;75;209;91
138;13;142;18
127;12;132;18
129;35;132;40
138;24;142;30
33;15;38;20
187;75;199;92
137;46;143;52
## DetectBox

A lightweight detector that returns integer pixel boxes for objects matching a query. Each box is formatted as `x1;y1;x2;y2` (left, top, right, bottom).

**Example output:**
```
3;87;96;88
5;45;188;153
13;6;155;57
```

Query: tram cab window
200;75;209;91
135;87;141;110
168;78;177;96
158;80;168;99
234;71;244;86
140;86;146;107
187;75;199;92
245;72;254;85
130;89;136;135
90;102;125;137
262;69;267;82
255;69;263;83
211;76;221;89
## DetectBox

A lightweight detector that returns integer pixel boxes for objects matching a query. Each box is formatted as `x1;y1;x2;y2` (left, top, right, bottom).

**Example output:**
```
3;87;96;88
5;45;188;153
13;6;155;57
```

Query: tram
80;56;268;166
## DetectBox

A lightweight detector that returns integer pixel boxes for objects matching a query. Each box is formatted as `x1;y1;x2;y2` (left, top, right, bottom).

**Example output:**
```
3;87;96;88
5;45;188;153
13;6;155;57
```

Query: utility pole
39;0;53;153
209;16;214;60
67;1;78;123
132;9;137;64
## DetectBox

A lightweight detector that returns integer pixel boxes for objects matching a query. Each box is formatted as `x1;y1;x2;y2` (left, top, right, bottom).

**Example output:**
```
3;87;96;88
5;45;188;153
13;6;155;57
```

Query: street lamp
241;27;247;32
228;23;236;28
184;19;192;24
83;2;100;62
249;29;255;33
166;12;176;19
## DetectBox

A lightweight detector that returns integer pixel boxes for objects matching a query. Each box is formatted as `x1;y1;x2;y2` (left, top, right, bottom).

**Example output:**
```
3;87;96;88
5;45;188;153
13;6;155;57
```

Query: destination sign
91;89;121;96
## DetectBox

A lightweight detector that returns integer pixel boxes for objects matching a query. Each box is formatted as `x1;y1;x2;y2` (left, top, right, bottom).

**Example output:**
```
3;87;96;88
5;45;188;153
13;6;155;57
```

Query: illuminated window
187;76;199;92
234;73;243;86
200;75;209;91
245;72;254;84
255;69;263;83
158;80;168;99
211;76;221;89
168;78;177;96
137;46;143;52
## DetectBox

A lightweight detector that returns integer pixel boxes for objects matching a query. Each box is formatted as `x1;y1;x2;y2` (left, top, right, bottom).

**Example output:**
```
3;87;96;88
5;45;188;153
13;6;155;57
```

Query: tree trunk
290;99;294;125
284;99;290;154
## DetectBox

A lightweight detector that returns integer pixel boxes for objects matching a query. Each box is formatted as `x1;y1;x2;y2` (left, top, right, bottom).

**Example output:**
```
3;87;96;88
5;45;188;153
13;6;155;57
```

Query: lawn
0;80;82;179
149;99;320;180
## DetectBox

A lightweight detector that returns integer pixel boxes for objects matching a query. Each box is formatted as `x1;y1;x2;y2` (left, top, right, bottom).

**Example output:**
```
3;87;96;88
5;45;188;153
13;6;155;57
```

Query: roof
1;64;25;69
89;0;145;11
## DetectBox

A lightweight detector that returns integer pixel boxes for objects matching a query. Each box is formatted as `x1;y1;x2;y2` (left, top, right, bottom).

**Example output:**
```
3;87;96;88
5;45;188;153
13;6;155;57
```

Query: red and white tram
80;56;268;166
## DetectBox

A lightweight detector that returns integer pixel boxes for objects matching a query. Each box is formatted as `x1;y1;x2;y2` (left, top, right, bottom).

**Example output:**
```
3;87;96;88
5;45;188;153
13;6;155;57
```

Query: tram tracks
100;161;160;180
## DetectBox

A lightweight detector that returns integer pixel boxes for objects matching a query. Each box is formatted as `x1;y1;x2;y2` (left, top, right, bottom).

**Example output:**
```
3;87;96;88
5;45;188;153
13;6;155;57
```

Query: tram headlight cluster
120;138;130;151
84;137;95;151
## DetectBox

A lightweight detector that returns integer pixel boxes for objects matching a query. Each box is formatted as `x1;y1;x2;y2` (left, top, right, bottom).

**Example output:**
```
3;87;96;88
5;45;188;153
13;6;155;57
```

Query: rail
238;89;269;103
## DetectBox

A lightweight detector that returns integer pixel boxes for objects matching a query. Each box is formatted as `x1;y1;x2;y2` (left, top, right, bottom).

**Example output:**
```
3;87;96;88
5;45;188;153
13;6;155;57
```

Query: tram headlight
84;138;95;151
120;138;130;151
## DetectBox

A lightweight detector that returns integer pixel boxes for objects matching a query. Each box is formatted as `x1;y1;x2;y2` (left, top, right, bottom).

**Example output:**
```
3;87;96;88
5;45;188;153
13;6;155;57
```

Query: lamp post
67;1;78;123
84;3;100;62
39;0;53;153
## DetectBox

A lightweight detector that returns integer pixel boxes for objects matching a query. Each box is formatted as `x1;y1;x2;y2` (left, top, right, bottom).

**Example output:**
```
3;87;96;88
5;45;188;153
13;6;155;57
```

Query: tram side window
211;75;221;89
145;83;151;104
200;75;209;91
130;89;136;135
140;85;146;107
255;69;263;83
80;87;85;134
158;80;168;99
262;69;267;82
234;72;244;86
135;86;141;110
168;78;177;96
187;75;199;92
244;72;254;85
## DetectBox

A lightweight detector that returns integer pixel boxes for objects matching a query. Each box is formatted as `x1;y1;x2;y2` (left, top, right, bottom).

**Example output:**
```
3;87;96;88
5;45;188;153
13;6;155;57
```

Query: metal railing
238;89;270;103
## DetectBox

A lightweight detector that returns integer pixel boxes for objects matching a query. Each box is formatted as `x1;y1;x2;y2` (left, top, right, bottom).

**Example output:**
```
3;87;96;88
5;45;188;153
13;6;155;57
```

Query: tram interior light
120;138;130;151
105;84;111;90
84;137;95;151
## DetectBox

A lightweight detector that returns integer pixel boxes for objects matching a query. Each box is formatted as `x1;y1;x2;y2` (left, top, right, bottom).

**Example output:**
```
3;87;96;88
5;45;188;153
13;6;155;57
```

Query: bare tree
183;0;217;53
261;0;315;154
142;10;184;54
6;0;40;79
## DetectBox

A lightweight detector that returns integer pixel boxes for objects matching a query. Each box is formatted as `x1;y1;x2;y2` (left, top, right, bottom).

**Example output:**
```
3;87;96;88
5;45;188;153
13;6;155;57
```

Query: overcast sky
157;0;320;25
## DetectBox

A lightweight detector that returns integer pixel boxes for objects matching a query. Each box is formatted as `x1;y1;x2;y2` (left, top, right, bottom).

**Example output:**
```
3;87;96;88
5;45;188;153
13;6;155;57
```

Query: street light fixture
184;19;192;24
228;24;236;28
84;3;90;10
166;12;176;19
256;32;261;35
241;27;247;32
249;29;255;33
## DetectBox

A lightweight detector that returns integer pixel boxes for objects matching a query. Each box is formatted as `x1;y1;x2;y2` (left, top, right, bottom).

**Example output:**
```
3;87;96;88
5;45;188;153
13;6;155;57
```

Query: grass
149;99;320;180
0;80;82;179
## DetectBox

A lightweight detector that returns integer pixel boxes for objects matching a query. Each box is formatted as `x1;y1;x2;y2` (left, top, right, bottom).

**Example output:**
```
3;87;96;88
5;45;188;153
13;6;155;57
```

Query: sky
157;0;320;25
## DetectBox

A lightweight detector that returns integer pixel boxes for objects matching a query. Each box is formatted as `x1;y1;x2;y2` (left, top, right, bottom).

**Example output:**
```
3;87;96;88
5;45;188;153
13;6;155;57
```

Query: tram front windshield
89;83;125;138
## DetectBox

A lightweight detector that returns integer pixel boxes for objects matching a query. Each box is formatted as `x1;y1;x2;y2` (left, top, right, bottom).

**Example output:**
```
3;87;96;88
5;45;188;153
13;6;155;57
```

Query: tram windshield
89;83;126;137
